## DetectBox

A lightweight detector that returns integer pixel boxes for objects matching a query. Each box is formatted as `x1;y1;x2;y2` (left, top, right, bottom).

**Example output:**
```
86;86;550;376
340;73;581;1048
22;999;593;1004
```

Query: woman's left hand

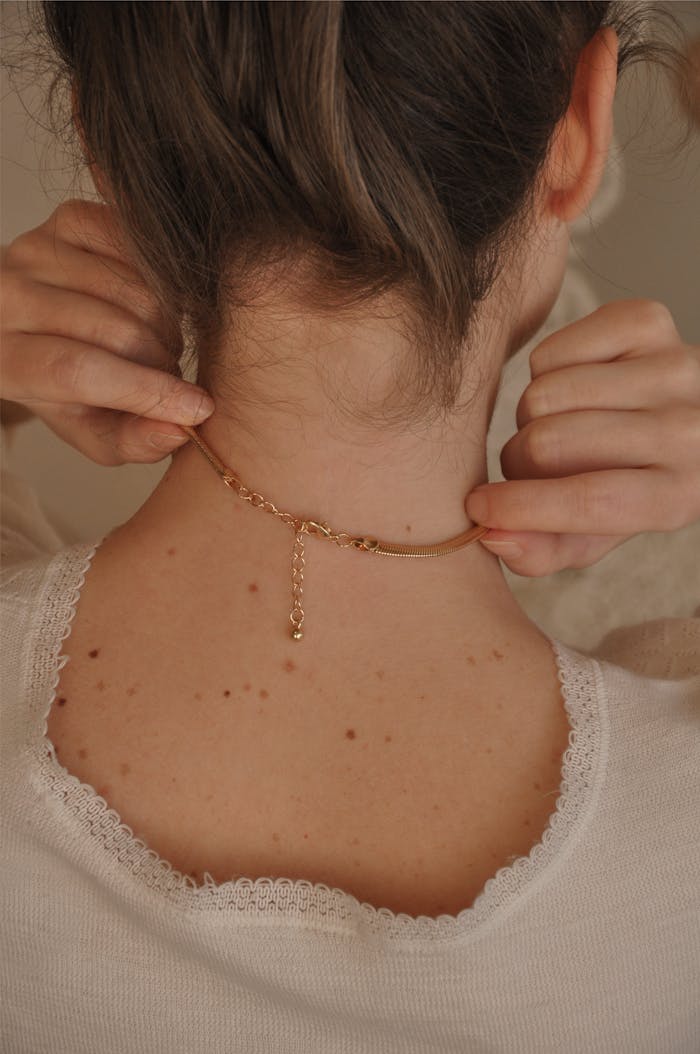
465;299;700;576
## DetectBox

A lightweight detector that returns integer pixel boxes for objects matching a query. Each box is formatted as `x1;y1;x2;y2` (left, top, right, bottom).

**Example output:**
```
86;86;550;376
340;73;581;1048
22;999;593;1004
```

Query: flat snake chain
180;424;489;639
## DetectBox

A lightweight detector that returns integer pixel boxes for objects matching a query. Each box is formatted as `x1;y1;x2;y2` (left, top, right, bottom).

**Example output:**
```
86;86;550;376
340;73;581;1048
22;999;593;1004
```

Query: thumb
478;530;627;577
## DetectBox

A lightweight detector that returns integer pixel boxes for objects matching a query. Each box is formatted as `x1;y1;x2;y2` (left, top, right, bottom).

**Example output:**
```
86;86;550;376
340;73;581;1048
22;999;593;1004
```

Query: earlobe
545;27;619;223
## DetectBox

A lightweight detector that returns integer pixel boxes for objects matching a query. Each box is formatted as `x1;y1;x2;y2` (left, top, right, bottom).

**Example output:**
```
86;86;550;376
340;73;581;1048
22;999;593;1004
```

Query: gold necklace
181;424;489;641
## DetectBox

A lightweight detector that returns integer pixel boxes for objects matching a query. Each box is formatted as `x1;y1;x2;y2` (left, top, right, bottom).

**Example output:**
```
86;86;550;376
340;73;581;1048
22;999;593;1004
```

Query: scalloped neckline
28;536;604;944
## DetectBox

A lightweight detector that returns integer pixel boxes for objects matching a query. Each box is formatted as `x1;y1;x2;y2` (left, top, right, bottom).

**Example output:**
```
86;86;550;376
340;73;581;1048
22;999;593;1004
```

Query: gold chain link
181;425;489;641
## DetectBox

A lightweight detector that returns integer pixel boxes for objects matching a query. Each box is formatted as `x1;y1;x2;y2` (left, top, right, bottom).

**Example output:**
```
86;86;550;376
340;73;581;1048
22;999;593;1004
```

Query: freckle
78;748;88;759
401;788;408;795
57;697;67;707
283;659;296;673
271;832;280;842
419;694;426;701
523;818;531;827
375;669;385;680
345;728;356;740
223;689;231;697
485;746;493;754
258;706;265;715
303;833;309;839
353;859;361;868
119;762;131;777
432;804;440;812
88;648;99;659
259;688;269;699
206;793;213;802
466;655;476;666
171;776;177;783
405;524;411;533
533;781;541;791
96;680;106;691
194;692;202;701
384;734;392;743
248;582;259;593
351;837;360;845
166;547;176;556
492;649;504;660
126;684;138;697
243;683;251;692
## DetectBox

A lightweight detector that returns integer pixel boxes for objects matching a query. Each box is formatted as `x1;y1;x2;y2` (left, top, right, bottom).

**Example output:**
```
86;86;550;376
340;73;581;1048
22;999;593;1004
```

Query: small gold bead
291;628;303;641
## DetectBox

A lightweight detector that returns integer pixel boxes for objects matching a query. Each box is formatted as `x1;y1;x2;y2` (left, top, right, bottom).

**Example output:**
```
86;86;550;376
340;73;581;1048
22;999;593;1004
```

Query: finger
501;406;699;480
2;333;214;425
8;224;176;341
529;299;679;379
7;281;172;368
478;530;629;577
35;403;191;466
44;199;134;267
516;348;700;429
465;467;690;535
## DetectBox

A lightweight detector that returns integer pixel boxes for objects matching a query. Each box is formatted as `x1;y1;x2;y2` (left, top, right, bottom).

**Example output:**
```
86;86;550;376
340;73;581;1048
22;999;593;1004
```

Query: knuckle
518;379;550;422
52;198;91;229
665;347;700;399
523;420;560;468
528;340;553;377
661;473;693;531
637;299;676;337
0;268;24;314
45;345;87;395
653;405;700;464
3;230;41;271
676;404;700;453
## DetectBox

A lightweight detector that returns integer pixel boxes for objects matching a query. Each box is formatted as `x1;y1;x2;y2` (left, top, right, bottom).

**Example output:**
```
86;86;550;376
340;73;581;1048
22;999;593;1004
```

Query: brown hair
35;1;687;427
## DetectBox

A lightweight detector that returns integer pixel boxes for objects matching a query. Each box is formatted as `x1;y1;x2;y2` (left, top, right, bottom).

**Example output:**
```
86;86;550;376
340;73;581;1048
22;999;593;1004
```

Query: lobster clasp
351;536;380;552
304;519;333;539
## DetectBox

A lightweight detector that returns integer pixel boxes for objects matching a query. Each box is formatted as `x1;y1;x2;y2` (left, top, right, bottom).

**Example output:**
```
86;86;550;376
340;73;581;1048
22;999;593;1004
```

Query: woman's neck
105;288;549;656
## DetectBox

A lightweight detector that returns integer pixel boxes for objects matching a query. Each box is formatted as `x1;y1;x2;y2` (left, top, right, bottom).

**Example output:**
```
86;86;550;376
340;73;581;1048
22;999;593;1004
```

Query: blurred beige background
1;0;699;651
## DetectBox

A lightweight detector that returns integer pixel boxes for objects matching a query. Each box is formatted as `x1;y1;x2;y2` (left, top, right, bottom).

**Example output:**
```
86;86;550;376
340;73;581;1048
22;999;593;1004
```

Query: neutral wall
2;1;699;650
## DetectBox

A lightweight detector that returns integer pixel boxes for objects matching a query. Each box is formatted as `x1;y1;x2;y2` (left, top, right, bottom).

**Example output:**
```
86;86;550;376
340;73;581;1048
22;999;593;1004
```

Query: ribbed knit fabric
1;466;699;1053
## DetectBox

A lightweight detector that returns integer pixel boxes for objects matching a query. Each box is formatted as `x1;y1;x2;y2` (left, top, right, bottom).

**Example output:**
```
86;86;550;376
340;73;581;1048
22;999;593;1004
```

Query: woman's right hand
1;199;215;464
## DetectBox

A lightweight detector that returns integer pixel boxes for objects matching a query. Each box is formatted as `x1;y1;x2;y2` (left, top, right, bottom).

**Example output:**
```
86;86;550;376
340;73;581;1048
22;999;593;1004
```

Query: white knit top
1;467;699;1053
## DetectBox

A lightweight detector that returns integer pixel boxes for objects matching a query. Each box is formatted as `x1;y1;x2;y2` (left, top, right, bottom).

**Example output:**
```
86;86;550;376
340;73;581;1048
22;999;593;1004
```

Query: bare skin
47;525;570;917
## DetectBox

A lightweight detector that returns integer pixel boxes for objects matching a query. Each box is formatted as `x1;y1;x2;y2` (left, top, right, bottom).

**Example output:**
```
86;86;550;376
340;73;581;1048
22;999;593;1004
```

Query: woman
1;2;698;1051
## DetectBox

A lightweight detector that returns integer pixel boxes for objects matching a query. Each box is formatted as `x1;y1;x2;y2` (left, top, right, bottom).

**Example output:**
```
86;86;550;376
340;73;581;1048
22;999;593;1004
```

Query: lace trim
28;538;605;944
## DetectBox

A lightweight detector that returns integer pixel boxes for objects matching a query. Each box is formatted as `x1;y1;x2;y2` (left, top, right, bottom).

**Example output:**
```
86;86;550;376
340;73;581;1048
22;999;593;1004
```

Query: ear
544;27;619;223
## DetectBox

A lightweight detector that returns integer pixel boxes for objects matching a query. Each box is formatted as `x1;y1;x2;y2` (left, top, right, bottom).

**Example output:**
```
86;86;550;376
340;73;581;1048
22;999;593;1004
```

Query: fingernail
149;432;189;451
480;539;524;559
178;389;215;423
